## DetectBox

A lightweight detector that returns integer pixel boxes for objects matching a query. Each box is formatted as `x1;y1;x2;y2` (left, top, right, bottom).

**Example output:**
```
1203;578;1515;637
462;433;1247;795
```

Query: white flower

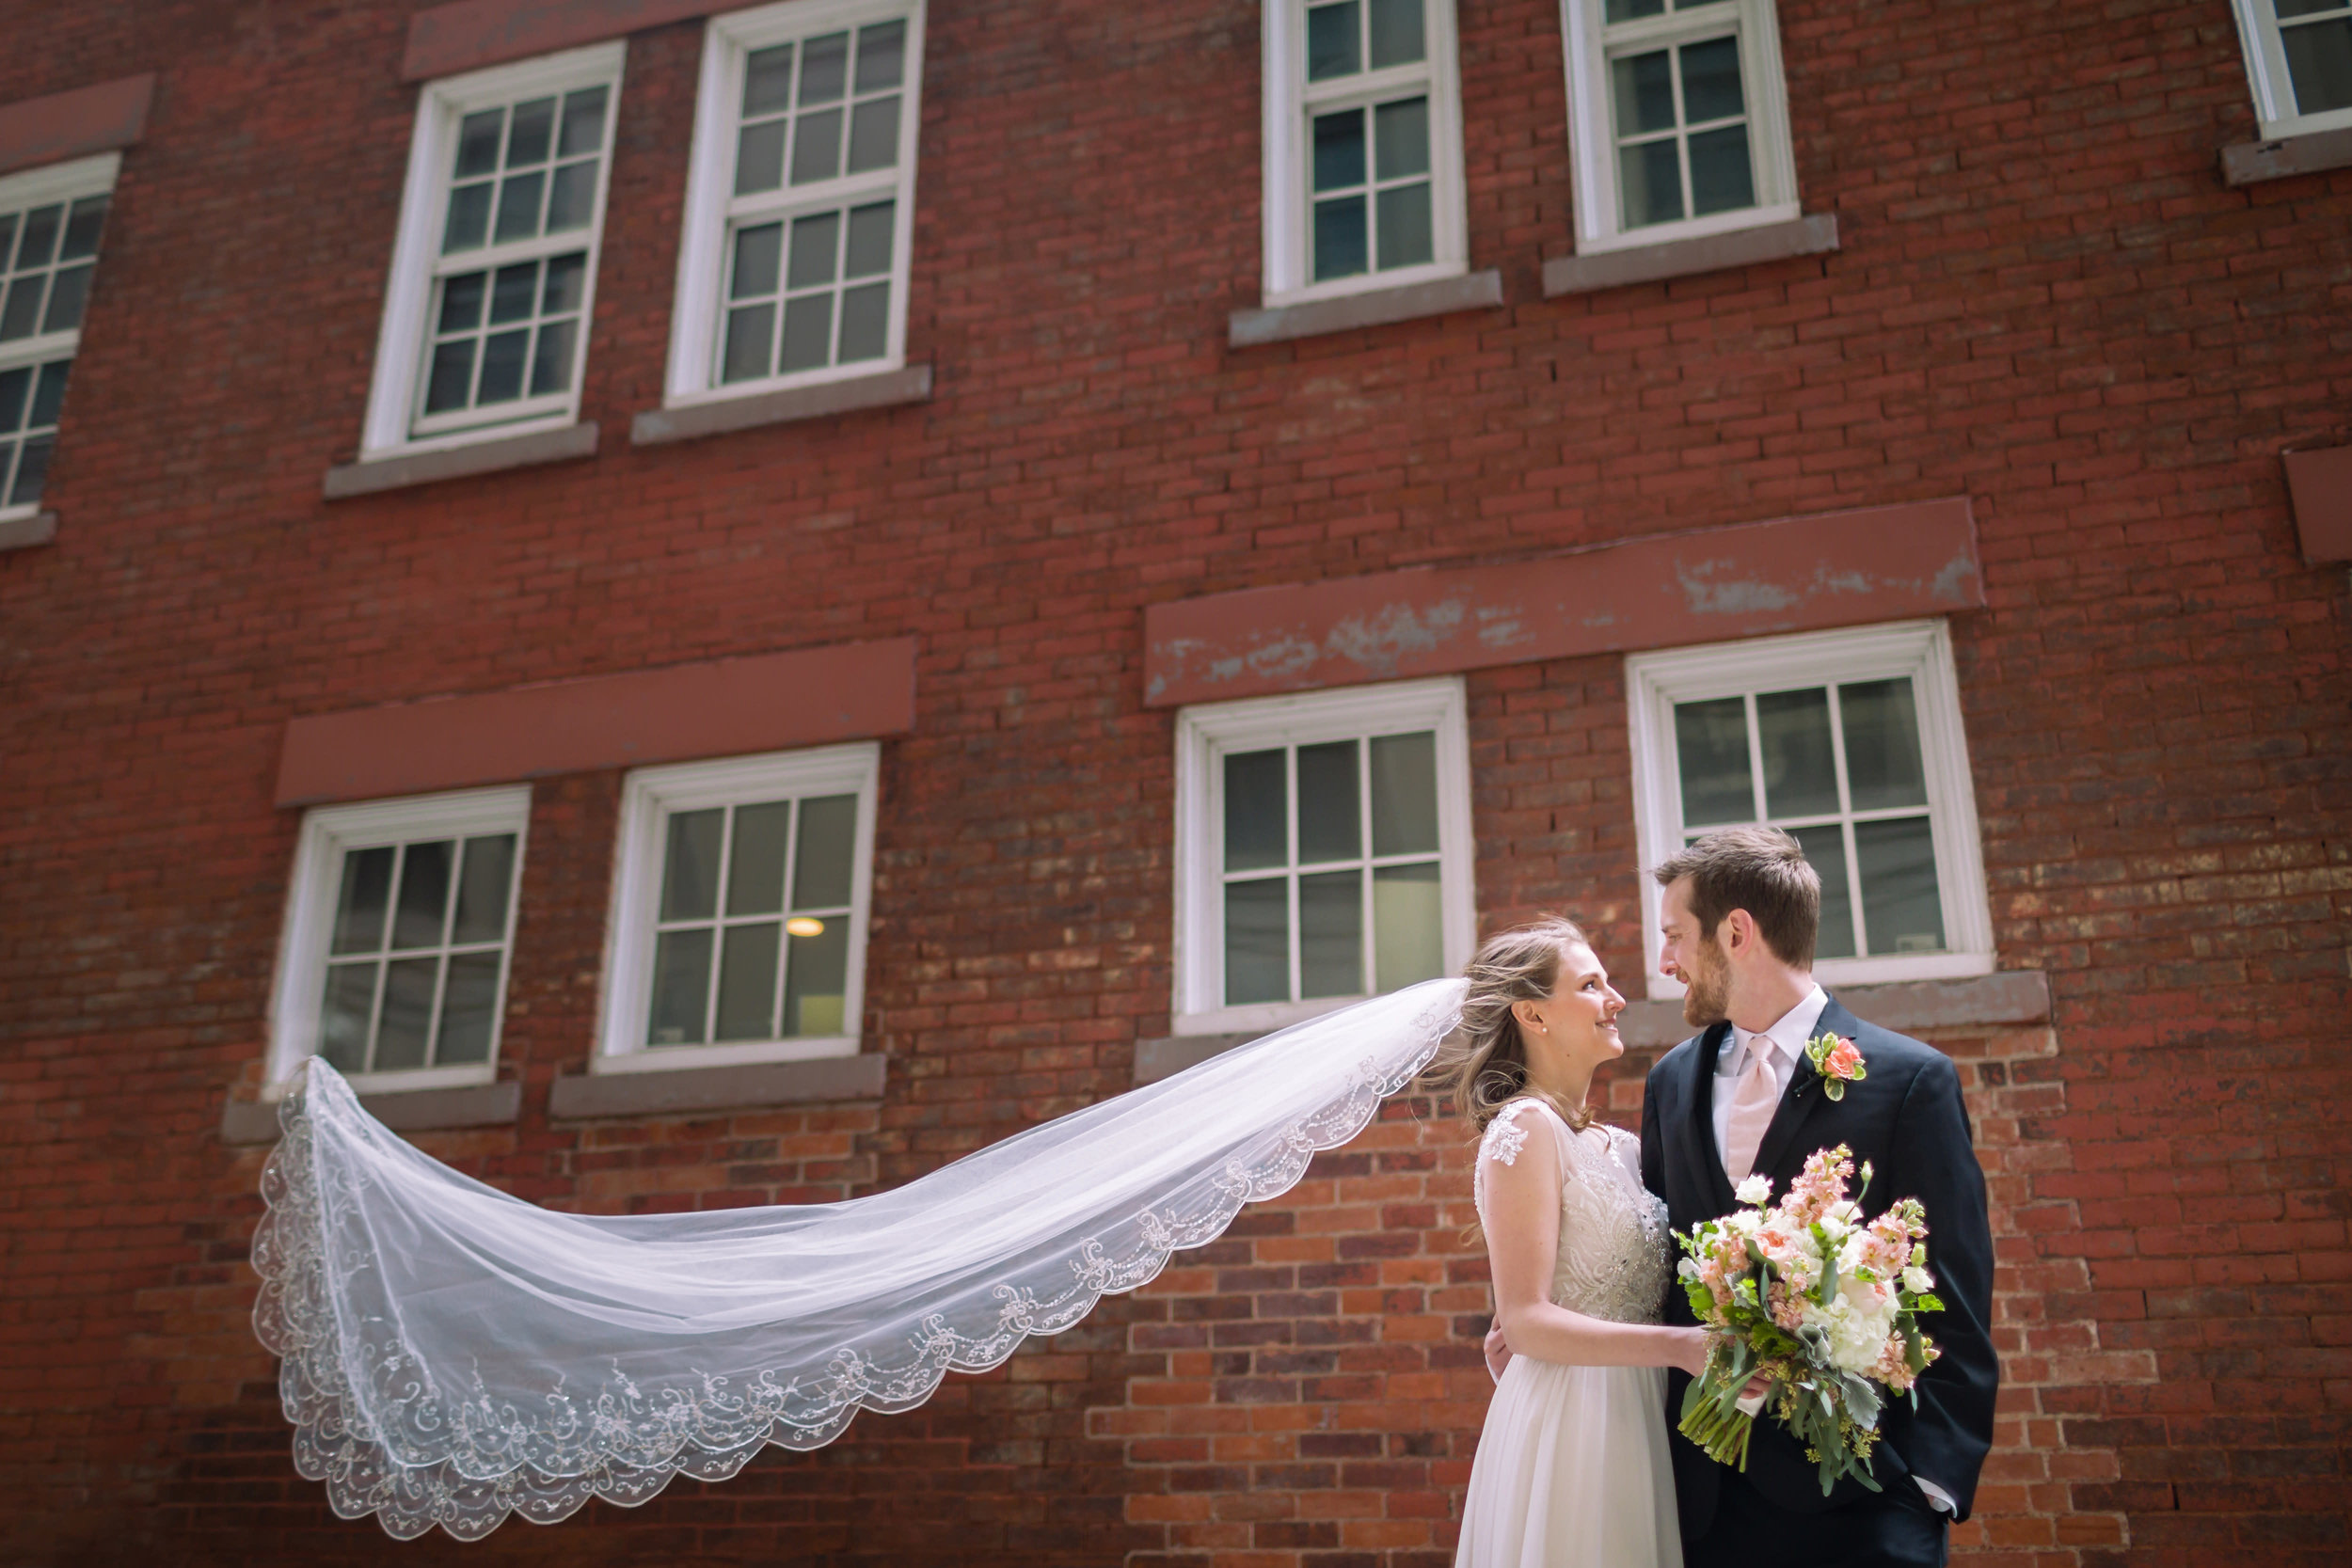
1736;1175;1772;1206
1903;1265;1934;1294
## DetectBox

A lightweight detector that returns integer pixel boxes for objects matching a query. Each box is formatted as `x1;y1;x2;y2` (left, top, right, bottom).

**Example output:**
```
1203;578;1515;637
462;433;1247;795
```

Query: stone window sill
0;510;56;552
2221;125;2352;187
323;421;599;500
1543;214;1838;297
1129;970;2052;1087
548;1053;888;1118
221;1077;520;1145
632;364;933;447
1228;269;1503;348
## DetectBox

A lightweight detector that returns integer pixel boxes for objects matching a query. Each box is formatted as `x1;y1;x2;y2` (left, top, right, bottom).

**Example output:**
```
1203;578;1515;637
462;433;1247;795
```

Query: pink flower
1804;1032;1868;1101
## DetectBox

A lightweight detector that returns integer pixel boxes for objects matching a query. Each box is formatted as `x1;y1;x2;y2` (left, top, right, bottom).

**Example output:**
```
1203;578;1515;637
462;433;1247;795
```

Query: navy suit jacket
1640;996;1998;1543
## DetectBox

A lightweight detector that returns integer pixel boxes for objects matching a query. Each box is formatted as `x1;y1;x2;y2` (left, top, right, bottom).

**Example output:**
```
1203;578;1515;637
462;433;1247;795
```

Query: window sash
665;0;925;404
1174;677;1474;1034
597;745;879;1073
0;153;117;518
1261;0;1468;306
1213;735;1448;1006
359;44;623;460
1626;622;1994;993
268;786;531;1092
1563;0;1799;253
2233;0;2352;137
317;835;523;1076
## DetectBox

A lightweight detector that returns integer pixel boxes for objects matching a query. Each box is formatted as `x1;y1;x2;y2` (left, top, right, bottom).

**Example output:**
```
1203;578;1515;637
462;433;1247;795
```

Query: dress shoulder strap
1478;1097;1573;1169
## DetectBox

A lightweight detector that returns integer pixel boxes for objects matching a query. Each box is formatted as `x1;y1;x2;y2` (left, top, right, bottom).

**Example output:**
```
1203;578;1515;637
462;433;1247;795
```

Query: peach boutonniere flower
1804;1031;1867;1101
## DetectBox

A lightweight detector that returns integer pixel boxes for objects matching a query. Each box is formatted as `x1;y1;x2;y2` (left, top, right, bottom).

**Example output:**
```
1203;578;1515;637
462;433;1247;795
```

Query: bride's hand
1483;1323;1514;1383
1672;1326;1713;1378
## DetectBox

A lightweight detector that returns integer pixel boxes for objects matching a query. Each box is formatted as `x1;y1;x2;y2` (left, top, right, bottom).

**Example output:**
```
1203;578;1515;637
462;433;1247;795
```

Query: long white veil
250;978;1468;1540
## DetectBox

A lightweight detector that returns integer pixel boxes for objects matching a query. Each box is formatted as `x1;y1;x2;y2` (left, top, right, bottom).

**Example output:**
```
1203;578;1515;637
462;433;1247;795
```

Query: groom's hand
1483;1323;1513;1383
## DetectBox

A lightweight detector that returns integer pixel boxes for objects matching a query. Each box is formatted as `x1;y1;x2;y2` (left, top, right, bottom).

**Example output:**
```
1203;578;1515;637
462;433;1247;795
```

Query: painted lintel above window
1141;498;1982;709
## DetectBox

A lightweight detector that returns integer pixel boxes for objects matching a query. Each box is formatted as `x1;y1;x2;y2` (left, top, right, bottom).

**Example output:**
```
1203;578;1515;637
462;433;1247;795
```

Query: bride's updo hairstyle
1433;914;1598;1137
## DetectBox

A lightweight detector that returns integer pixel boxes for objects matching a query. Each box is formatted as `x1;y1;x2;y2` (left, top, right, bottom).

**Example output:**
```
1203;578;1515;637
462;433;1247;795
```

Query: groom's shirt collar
1721;982;1830;1079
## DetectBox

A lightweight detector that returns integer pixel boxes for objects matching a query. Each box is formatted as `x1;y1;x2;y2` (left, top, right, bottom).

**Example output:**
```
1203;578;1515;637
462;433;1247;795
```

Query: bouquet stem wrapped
1675;1146;1943;1496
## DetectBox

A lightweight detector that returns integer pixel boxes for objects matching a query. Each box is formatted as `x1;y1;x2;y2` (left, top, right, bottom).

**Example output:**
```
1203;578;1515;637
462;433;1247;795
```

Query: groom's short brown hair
1652;826;1820;968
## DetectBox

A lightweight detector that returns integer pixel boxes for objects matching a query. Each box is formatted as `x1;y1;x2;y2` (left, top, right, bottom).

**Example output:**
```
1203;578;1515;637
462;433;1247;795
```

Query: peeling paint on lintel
1142;498;1980;707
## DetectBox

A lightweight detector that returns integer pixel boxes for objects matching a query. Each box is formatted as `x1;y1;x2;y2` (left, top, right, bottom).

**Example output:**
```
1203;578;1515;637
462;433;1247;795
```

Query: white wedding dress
1455;1098;1681;1568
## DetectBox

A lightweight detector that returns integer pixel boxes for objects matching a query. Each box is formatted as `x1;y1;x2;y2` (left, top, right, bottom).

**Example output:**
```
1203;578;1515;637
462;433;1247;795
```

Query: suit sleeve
1885;1051;1999;1520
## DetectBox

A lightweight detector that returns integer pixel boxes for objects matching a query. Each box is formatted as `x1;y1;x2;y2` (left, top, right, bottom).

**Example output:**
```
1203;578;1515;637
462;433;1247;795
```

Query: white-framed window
358;43;623;460
1626;621;1994;995
2232;0;2352;139
1560;0;1799;255
596;745;879;1073
1258;0;1468;307
1172;678;1475;1037
267;786;530;1092
663;0;925;404
0;153;116;519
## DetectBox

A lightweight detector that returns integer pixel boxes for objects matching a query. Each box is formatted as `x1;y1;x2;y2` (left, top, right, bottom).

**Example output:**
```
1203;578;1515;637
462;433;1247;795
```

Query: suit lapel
1750;995;1851;1180
1679;1020;1739;1214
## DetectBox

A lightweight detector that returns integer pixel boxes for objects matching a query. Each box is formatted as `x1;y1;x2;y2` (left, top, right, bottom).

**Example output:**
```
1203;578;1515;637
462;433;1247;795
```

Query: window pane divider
725;170;901;219
430;232;591;277
1285;744;1302;1004
1821;680;1868;958
0;328;80;368
769;798;801;1042
1299;61;1433;107
410;391;573;437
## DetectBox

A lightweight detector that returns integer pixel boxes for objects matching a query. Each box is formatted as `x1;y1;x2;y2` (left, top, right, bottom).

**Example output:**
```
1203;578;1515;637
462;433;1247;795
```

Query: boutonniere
1804;1031;1867;1101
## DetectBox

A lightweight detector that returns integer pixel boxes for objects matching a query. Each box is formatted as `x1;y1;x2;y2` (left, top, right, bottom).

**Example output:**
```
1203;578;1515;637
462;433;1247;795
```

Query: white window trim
1560;0;1801;257
2229;0;2352;140
1627;620;1994;999
662;0;927;408
358;41;625;462
1259;0;1470;308
1172;676;1476;1037
596;743;880;1073
265;785;531;1094
0;151;119;524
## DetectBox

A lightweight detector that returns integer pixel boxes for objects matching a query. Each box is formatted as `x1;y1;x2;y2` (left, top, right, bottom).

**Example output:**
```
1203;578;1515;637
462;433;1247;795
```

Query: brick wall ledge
220;1078;520;1144
2220;125;2352;186
1132;971;2051;1086
548;1053;888;1118
1543;214;1839;296
631;364;932;447
0;511;57;552
1228;270;1503;348
323;421;599;500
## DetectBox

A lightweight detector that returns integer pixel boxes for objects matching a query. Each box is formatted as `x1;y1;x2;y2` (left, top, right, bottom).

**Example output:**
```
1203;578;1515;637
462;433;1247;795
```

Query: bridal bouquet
1675;1145;1942;1495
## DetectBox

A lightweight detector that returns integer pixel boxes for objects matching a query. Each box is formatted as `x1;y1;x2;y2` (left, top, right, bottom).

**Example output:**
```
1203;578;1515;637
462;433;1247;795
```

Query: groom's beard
1680;945;1731;1028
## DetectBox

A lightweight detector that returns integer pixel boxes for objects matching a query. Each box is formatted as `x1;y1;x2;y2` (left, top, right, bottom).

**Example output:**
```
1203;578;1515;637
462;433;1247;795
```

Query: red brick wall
2;0;2346;1564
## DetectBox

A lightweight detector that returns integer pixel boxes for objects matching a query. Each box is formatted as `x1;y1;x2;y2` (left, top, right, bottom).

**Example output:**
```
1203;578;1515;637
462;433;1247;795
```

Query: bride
1437;917;1697;1568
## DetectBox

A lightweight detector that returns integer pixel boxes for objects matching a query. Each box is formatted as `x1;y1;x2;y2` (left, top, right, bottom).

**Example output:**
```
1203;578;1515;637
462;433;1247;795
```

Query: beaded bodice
1475;1099;1672;1326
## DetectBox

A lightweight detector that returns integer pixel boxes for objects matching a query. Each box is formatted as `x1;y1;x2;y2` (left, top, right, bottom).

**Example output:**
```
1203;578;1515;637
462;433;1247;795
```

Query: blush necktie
1724;1034;1782;1180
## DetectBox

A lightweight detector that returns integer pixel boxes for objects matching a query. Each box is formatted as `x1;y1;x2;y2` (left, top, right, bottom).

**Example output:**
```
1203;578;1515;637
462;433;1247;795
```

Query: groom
1640;827;1997;1568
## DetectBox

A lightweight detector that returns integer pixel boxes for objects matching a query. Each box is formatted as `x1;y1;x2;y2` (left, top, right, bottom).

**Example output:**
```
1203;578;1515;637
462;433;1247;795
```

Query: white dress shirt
1707;982;1956;1516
